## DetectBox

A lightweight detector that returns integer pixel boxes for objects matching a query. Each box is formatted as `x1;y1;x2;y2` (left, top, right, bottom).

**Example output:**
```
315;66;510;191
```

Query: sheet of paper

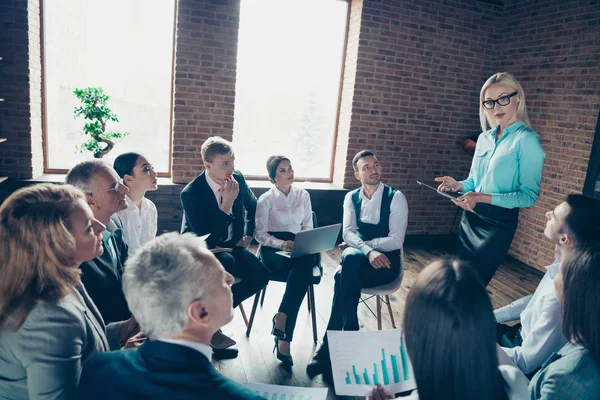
328;329;417;396
244;383;328;400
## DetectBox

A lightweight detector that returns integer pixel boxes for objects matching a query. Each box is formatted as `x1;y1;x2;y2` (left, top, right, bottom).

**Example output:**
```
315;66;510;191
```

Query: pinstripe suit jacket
529;343;600;399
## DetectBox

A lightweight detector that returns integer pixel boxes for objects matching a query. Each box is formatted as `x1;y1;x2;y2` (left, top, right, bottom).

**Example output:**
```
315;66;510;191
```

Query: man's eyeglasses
105;179;127;192
482;91;518;110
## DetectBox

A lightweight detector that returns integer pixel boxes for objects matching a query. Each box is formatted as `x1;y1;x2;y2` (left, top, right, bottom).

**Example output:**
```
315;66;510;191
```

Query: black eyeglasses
482;91;518;110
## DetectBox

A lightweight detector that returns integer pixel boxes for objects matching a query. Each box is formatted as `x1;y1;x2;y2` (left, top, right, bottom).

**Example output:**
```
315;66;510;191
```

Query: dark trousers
260;236;314;341
496;322;523;348
215;247;270;308
317;247;401;359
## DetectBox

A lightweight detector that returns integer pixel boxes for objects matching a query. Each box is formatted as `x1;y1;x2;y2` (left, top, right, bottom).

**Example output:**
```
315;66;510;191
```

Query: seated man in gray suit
76;232;262;400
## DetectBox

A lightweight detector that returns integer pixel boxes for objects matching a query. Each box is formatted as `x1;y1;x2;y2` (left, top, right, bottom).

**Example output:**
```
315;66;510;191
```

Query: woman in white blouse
113;153;158;255
255;156;315;367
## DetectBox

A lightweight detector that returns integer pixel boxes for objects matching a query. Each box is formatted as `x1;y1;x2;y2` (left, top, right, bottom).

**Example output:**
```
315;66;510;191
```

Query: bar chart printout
243;383;328;400
328;329;417;396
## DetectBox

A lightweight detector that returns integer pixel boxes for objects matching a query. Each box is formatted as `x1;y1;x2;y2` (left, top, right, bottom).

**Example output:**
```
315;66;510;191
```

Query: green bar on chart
271;393;277;400
281;395;286;400
363;368;370;385
381;349;390;385
345;371;351;384
353;365;361;384
263;392;269;399
373;363;380;385
391;354;400;383
400;343;410;381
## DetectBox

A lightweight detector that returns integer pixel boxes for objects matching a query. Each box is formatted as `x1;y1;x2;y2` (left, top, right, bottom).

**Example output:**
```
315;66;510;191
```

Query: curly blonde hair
0;183;84;331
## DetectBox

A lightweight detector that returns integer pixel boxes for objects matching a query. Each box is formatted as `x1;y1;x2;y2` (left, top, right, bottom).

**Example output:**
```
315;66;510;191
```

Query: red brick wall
171;0;240;183
498;0;600;269
0;0;43;180
338;0;504;235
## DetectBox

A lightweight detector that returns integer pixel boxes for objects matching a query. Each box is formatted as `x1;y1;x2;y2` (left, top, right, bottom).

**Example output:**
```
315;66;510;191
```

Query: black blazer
180;170;257;248
76;340;263;400
79;214;131;324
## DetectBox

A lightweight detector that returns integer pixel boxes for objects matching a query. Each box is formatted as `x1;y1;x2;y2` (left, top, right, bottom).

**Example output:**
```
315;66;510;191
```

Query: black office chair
245;211;323;343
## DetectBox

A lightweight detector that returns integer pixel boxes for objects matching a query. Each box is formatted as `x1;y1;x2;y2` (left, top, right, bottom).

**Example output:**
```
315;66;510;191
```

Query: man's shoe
211;330;236;350
212;346;239;360
306;357;330;378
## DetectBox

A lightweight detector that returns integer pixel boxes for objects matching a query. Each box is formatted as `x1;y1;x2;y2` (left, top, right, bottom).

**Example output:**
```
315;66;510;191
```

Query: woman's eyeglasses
482;91;518;109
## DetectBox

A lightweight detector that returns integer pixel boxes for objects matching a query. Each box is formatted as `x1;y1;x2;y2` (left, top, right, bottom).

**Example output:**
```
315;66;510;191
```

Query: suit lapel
75;283;110;351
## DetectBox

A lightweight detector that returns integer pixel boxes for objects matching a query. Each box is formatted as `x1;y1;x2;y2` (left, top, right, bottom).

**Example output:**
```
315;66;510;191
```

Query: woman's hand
434;176;463;193
453;192;490;211
366;384;396;400
281;240;294;252
123;331;147;349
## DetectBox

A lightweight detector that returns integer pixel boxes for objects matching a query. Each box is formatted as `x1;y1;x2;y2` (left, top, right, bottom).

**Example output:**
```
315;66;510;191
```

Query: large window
42;0;176;174
233;0;348;181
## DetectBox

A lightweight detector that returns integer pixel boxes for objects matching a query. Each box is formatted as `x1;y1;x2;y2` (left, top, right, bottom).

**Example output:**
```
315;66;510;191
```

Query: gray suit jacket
0;284;121;400
529;343;600;399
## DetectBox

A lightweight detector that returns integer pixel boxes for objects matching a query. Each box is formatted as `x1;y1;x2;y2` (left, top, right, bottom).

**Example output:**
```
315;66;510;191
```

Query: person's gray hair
65;160;111;194
123;232;220;336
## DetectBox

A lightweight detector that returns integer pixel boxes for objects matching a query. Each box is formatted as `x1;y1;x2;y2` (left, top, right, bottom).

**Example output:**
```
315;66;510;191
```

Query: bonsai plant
73;87;130;158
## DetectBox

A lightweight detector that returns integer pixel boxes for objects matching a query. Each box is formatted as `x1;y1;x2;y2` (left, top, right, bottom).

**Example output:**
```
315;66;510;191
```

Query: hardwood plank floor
215;241;544;399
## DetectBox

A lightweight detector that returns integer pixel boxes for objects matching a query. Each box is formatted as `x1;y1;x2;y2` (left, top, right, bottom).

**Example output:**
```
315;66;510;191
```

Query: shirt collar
360;182;384;201
125;195;138;212
156;338;212;360
273;185;295;199
546;259;560;278
204;171;221;194
489;120;524;137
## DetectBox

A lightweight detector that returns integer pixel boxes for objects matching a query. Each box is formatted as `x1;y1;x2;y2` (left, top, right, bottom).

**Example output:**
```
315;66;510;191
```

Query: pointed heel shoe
273;337;293;366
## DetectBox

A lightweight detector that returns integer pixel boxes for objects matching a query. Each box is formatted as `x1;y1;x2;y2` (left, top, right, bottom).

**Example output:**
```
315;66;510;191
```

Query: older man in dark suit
76;233;263;400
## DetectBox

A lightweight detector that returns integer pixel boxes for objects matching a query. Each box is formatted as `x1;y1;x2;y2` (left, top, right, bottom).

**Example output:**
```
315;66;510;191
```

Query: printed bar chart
244;383;328;400
328;330;417;396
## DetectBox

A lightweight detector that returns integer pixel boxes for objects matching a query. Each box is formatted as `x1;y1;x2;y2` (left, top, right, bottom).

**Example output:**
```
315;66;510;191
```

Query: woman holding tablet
436;72;545;285
255;156;315;366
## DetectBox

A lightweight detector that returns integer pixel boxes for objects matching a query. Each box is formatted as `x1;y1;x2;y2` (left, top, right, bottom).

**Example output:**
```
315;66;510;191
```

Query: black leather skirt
456;203;519;286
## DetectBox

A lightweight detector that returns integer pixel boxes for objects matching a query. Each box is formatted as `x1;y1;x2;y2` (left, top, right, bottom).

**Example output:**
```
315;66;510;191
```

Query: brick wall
1;0;599;271
339;0;504;235
0;0;43;179
498;0;600;269
171;0;240;183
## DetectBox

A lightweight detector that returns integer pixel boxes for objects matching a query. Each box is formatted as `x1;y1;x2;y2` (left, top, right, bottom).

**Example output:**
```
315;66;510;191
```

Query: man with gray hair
75;233;263;400
66;160;132;324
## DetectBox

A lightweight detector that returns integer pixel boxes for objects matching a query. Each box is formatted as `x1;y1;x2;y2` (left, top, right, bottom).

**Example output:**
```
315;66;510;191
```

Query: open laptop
276;223;342;258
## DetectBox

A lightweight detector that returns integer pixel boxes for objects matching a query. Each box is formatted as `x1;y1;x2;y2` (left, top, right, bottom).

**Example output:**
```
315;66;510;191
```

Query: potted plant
73;87;130;158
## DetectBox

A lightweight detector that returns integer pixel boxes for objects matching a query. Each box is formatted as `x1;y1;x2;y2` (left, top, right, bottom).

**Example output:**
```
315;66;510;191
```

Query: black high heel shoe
273;337;293;366
271;315;286;340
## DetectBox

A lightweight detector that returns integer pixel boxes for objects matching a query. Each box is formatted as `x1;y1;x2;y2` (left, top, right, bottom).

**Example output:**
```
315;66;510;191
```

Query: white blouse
116;195;158;255
255;185;313;249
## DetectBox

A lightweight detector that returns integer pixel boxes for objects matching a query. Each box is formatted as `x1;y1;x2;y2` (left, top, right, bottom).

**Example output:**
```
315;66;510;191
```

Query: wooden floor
215;241;544;399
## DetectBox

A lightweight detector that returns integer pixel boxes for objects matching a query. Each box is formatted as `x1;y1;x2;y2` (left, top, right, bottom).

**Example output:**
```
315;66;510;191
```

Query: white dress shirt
494;255;566;374
157;338;212;361
342;183;408;255
205;172;233;242
116;195;158;255
255;185;313;249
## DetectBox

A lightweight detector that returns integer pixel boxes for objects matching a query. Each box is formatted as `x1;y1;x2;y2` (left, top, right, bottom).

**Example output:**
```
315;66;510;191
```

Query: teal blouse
459;121;545;209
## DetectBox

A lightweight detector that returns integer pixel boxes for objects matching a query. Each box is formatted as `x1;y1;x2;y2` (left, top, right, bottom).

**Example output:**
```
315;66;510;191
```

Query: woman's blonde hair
479;72;532;131
0;183;84;332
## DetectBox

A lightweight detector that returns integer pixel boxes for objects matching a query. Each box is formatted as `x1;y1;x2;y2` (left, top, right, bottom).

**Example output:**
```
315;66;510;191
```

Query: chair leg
385;295;396;329
308;285;318;344
259;286;267;307
239;303;248;327
245;290;262;337
376;295;382;331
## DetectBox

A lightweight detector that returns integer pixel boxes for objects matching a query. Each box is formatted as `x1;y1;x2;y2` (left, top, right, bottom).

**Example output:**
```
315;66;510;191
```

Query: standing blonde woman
0;184;137;400
436;72;545;285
